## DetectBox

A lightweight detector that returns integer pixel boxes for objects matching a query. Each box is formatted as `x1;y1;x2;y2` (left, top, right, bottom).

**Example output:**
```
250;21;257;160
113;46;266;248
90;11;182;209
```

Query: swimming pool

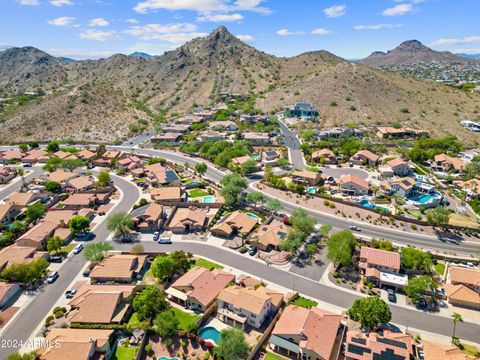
358;199;390;213
203;196;215;203
246;213;260;221
307;187;316;194
408;193;438;204
159;357;179;360
199;326;221;343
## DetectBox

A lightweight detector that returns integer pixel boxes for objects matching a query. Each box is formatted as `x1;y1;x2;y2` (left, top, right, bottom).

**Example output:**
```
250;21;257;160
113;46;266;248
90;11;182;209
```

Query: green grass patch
190;258;224;270
264;353;289;360
434;263;446;276
141;269;159;285
461;343;479;357
289;296;318;309
407;209;422;218
127;312;148;329
112;345;138;360
188;189;209;198
171;307;200;331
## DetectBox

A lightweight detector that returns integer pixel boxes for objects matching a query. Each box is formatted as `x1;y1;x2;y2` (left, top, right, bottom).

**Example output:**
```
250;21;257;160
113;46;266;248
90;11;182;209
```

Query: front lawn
434;263;446;276
189;258;224;270
289;295;318;309
189;189;209;198
171;307;200;331
264;352;289;360
112;345;138;360
127;312;148;329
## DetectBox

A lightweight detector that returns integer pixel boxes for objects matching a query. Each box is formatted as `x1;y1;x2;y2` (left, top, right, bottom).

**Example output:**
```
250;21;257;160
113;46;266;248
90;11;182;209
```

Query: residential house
175;115;204;125
21;149;48;164
67;284;138;324
376;126;429;139
209;121;238;132
360;247;407;289
66;176;95;192
62;193;97;210
231;155;255;167
243;132;271;145
43;210;77;228
432;154;466;173
386;158;410;176
90;254;148;284
53;150;76;160
350;150;380;167
316;128;363;140
16;221;59;249
338;175;370;196
145;163;181;186
444;266;480;310
0;167;16;184
269;305;342;360
217;285;283;329
152;133;183;143
133;203;164;232
0;204;20;226
0;245;47;272
166;207;208;233
250;219;289;252
0;282;21;309
162;124;190;133
93;150;122;167
211;211;257;238
423;341;480;360
311;148;336;164
261;150;281;166
390;177;416;197
166;266;235;311
37;328;115;360
344;330;413;360
291;170;324;186
0;150;24;164
116;156;143;172
150;187;184;204
197;130;227;142
462;178;480;198
284;102;318;118
48;170;79;185
5;191;42;211
76;149;96;162
193;110;215;120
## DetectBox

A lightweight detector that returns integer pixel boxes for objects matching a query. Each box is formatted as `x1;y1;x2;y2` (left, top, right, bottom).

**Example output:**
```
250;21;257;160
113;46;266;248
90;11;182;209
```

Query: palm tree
451;312;463;340
107;212;134;240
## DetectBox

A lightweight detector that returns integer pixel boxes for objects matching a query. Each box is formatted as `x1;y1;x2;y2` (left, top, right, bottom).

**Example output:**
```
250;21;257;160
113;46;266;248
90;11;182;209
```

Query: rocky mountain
359;40;471;66
0;27;479;143
57;57;77;63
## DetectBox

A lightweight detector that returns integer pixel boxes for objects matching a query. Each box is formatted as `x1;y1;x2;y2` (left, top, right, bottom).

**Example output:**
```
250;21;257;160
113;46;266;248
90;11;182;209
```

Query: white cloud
47;16;76;26
234;0;271;14
89;17;109;26
236;34;255;43
324;4;346;18
79;29;120;41
354;24;402;30
133;0;271;15
0;44;11;51
276;29;303;36
124;22;206;44
50;0;74;6
126;19;139;24
382;4;414;16
452;48;480;54
197;13;243;22
311;28;331;35
48;48;116;59
17;0;39;5
430;36;480;47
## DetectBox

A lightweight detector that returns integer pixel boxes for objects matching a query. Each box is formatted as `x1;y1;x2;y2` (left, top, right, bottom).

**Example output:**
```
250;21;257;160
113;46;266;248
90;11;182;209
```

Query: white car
159;232;172;244
153;231;160;241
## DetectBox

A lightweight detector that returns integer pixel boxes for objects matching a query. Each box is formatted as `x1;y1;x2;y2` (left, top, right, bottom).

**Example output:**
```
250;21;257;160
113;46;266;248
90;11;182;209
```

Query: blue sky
1;0;479;60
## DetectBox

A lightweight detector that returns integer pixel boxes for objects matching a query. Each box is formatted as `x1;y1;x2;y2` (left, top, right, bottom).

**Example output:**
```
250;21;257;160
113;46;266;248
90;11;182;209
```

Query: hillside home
316;128;363;140
350;150;380;167
90;254;148;284
250;219;289;252
261;150;281;166
386;158;410;176
291;170;324;186
390;177;416;197
217;285;283;329
243;132;271;144
197;130;228;142
269;305;342;360
311;148;336;164
211;211;257;238
376;126;429;139
338;174;370;196
209;121;238;132
152;133;183;143
231;155;255;166
432;154;466;173
284;102;318;118
344;330;413;360
133;203;164;232
162;124;190;133
166;266;235;312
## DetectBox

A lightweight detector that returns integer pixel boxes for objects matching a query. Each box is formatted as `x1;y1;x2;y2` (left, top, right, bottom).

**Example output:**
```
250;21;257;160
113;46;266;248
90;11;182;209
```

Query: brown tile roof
391;177;416;190
141;203;164;221
171;267;235;308
90;254;147;281
345;330;412;360
150;187;182;201
53;151;70;159
360;247;401;271
353;150;379;162
435;154;466;172
423;341;480;360
44;210;77;226
218;285;283;315
169;208;207;228
0;282;18;303
68;176;94;190
444;284;480;305
48;171;79;183
292;170;319;180
0;245;38;269
0;204;14;221
211;211;257;236
312;148;335;158
272;305;341;359
17;221;58;247
63;193;96;207
386;158;407;168
22;149;48;161
339;174;369;189
1;150;24;160
76;149;96;160
251;219;289;248
103;151;120;159
231;155;253;165
38;342;93;360
5;192;36;207
449;267;480;288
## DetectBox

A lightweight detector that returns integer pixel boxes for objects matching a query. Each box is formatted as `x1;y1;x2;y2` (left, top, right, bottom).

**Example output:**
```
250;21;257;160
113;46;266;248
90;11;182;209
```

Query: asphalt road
277;119;306;170
0;173;140;359
0;167;43;201
116;241;480;344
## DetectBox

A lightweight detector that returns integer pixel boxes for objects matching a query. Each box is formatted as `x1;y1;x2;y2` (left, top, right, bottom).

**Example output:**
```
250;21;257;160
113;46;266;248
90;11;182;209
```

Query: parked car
65;289;77;299
417;298;428;309
349;225;360;231
159;232;172;244
47;271;59;284
73;243;83;254
22;163;32;167
82;269;91;277
387;289;396;303
153;231;160;241
248;246;257;256
49;256;63;263
87;164;95;170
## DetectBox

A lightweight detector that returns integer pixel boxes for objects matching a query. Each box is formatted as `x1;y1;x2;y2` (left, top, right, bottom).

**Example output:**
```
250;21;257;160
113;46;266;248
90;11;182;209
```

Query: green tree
26;203;46;221
426;206;450;229
245;191;266;209
240;159;258;176
97;171;111;187
404;275;437;302
195;162;208;176
10;220;26;238
220;173;248;206
43;157;63;172
18;144;28;153
151;256;176;281
370;239;395;252
6;352;38;360
290;209;316;238
279;229;303;253
0;258;48;285
464;161;480;179
133;286;169;321
215;328;250;360
348;296;392;331
45;181;62;193
96;144;106;157
319;224;332;238
452;312;463;339
29;142;39;149
83;242;113;262
69;215;90;235
107;212;133;239
326;230;357;266
47;236;64;254
62;158;84;172
154;310;179;337
265;198;283;213
170;250;193;272
47;140;60;153
401;247;433;272
264;166;274;183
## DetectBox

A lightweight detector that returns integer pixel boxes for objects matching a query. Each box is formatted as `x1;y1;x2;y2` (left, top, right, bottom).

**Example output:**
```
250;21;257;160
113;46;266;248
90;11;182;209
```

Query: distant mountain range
57;57;76;63
359;40;473;66
455;53;480;60
129;52;154;59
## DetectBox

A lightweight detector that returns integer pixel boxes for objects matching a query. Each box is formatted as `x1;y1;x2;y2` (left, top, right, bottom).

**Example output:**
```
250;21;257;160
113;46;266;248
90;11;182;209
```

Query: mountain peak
206;25;238;43
396;40;429;52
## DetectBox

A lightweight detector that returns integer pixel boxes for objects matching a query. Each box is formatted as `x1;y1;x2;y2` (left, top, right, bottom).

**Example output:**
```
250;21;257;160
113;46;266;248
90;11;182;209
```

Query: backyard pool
199;326;221;343
203;196;215;203
307;187;316;194
159;358;179;360
246;213;260;221
408;193;439;204
358;199;390;213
